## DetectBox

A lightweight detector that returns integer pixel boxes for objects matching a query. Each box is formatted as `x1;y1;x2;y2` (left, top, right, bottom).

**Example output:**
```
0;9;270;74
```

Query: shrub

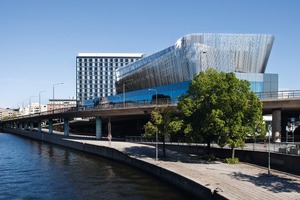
225;157;239;164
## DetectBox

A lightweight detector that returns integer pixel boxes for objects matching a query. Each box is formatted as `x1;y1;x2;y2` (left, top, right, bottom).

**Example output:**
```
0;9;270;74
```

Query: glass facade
116;34;275;94
83;34;277;106
76;53;143;105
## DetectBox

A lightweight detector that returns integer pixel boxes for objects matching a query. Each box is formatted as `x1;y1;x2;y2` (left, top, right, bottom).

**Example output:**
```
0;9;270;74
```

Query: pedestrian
107;133;112;146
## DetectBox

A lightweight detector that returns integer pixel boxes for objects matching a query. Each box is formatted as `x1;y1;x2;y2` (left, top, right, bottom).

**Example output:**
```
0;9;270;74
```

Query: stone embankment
4;128;300;200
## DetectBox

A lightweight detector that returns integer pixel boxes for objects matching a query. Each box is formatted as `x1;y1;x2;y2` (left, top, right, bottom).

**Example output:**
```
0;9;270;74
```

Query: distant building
47;98;77;111
0;108;18;119
76;53;144;106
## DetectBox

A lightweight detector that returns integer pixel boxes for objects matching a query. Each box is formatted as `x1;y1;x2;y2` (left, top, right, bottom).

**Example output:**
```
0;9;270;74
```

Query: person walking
107;133;112;146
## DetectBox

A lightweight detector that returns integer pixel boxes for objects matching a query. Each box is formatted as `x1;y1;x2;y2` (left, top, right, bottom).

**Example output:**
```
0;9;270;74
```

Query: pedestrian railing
256;90;300;100
126;136;300;156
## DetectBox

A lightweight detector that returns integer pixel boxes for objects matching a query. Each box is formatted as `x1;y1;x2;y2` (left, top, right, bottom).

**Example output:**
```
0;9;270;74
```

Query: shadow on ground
123;146;218;164
230;172;300;193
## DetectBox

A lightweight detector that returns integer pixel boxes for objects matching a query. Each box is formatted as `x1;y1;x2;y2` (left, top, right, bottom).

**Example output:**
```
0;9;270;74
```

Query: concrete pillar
24;123;28;130
272;109;281;142
48;119;53;134
64;118;69;136
30;122;34;131
19;123;23;129
96;116;102;140
38;121;42;132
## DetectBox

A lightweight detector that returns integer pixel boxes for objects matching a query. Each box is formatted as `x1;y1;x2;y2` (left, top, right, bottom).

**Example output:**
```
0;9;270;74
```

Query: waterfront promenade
65;137;300;200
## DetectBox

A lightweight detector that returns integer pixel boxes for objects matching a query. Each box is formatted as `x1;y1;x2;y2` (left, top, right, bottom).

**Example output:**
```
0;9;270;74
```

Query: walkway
65;137;300;200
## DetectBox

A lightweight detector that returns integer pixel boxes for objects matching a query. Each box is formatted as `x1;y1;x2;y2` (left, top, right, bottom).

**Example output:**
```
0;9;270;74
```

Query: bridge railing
2;98;179;121
255;90;300;100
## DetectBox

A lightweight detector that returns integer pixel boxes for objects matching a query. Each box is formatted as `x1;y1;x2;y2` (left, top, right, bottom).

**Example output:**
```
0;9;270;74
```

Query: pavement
65;137;300;200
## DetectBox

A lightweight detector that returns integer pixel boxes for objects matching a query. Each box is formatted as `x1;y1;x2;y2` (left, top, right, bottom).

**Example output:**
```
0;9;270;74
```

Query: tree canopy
144;106;183;157
178;68;265;158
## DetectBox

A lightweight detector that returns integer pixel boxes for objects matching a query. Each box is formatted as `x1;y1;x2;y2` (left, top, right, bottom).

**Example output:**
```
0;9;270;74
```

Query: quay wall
3;129;225;200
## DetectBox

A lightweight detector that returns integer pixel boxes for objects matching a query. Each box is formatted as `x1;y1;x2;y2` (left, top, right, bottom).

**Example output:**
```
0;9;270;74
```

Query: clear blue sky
1;0;299;108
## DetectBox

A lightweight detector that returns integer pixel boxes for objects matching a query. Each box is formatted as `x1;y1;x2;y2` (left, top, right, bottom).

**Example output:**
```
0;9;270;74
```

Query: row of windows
78;84;114;88
78;88;115;93
77;78;115;82
78;72;115;76
77;67;115;71
77;58;138;63
77;84;114;88
78;92;114;98
77;63;129;67
77;76;116;83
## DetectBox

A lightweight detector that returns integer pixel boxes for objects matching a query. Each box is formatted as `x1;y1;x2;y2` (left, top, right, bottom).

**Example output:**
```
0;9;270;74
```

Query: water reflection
0;133;194;200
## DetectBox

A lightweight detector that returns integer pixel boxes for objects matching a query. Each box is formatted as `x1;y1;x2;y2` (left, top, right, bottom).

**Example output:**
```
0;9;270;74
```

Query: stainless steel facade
116;34;275;93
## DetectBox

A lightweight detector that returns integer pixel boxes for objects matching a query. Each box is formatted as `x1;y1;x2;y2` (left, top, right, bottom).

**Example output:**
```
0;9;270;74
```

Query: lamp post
39;91;46;113
122;79;133;108
29;96;37;115
148;88;157;106
149;88;158;161
268;125;272;175
53;83;63;112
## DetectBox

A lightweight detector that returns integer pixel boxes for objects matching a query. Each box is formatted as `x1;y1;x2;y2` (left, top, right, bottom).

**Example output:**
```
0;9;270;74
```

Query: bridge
1;90;300;142
0;100;178;139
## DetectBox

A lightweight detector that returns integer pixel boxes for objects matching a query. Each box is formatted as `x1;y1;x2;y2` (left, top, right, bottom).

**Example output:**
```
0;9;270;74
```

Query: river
0;132;194;200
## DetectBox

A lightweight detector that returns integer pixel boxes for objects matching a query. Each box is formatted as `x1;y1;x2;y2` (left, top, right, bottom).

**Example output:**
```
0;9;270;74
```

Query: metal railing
2;98;179;122
256;90;300;100
126;136;300;156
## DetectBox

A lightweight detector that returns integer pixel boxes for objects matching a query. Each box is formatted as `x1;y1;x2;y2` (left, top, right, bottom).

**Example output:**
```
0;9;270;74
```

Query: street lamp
29;96;37;115
53;83;63;112
39;91;46;113
122;79;133;108
149;88;158;161
148;88;158;106
268;125;272;175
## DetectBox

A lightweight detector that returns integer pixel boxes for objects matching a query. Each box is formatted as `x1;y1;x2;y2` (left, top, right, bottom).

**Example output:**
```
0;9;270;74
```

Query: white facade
76;53;144;105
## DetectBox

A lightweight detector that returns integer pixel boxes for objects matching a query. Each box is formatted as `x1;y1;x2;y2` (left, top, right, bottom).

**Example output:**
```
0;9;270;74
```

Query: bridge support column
30;122;34;131
48;119;53;134
19;123;23;129
96;116;102;140
64;118;69;136
272;109;281;142
24;123;28;130
38;121;42;132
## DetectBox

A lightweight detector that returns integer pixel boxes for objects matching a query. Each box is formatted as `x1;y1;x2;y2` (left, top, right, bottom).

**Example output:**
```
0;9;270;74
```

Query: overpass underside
262;98;300;142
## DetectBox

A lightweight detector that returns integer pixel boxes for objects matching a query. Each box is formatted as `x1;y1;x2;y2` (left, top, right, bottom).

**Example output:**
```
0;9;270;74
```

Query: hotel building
76;53;144;105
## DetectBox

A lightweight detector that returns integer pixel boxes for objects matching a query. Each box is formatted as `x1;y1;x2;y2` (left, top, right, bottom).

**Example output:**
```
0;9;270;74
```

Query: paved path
65;138;300;200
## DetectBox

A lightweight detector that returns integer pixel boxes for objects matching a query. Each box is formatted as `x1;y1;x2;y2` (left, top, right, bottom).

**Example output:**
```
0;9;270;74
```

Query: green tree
178;68;265;158
144;106;183;157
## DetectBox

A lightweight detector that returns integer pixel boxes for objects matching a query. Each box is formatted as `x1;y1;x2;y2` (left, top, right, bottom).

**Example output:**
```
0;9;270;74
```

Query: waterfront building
76;53;144;106
47;98;77;111
109;33;277;103
0;108;18;119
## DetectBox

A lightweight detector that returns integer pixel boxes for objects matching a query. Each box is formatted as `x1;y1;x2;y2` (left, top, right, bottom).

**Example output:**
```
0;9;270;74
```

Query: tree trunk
231;147;235;159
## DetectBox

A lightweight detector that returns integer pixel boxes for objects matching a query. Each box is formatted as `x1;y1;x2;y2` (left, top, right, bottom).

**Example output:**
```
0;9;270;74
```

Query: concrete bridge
1;90;300;142
0;102;177;139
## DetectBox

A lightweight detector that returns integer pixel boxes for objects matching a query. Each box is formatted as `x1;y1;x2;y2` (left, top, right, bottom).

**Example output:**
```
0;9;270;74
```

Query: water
0;132;193;200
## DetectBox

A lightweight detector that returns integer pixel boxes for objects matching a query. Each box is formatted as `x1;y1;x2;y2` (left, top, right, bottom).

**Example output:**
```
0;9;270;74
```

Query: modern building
76;53;144;106
108;33;277;103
